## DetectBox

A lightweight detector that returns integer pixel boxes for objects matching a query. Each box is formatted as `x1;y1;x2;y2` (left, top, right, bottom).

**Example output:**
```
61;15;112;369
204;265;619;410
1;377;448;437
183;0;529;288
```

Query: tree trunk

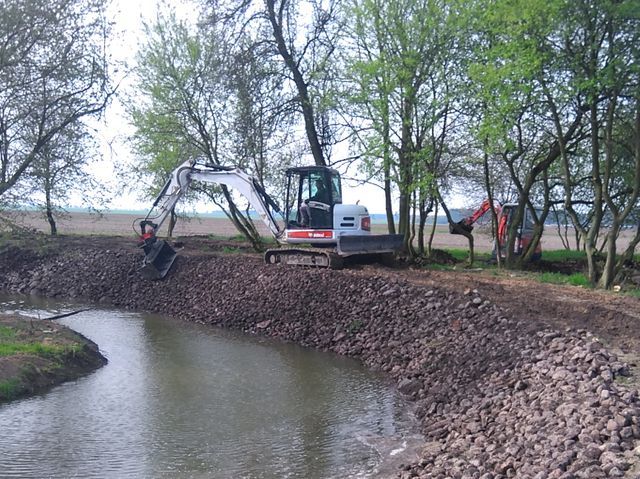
616;220;640;274
438;190;474;265
384;158;396;234
427;201;438;257
552;204;571;250
265;0;326;167
45;205;57;236
598;225;619;289
417;199;426;255
407;190;417;257
482;139;500;267
167;209;177;238
584;102;604;286
380;89;396;235
44;175;57;236
204;186;264;251
397;97;413;252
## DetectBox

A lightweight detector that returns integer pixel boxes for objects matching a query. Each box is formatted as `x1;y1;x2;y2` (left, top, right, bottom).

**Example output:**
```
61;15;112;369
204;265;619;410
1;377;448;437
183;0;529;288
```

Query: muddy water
0;296;420;478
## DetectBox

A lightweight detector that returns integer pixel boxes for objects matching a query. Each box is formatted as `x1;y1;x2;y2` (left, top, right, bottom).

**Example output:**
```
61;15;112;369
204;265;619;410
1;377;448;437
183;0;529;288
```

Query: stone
584;445;602;460
3;243;640;479
398;378;422;396
606;419;620;432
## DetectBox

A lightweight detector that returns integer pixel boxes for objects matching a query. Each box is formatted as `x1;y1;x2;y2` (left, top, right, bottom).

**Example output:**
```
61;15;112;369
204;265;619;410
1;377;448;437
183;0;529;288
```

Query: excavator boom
136;160;283;279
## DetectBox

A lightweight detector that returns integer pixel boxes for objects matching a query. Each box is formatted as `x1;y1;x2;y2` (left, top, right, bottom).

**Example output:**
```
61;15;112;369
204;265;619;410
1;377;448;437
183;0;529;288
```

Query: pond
0;295;421;478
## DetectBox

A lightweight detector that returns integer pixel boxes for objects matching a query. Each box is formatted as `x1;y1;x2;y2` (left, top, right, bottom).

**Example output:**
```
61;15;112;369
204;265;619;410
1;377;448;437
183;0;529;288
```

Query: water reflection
0;295;419;478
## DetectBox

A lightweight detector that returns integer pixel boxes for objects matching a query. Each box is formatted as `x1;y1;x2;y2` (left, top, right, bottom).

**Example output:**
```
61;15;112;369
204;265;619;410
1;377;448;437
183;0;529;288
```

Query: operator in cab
309;179;329;204
300;179;330;226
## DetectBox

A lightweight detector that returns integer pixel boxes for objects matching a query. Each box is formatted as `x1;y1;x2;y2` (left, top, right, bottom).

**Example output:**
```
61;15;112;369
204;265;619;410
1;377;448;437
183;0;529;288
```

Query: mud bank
0;241;639;478
0;315;106;401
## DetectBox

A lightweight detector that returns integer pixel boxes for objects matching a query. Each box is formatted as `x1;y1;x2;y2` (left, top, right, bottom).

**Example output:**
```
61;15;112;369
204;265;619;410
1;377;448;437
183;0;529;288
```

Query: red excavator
450;199;542;261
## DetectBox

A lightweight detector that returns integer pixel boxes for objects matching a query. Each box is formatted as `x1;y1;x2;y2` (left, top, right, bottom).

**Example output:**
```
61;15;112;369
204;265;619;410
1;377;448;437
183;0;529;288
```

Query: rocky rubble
0;244;639;478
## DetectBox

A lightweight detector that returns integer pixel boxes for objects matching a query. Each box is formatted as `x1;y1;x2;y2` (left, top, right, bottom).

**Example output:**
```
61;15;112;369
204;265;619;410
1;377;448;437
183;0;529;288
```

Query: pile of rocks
0;245;638;478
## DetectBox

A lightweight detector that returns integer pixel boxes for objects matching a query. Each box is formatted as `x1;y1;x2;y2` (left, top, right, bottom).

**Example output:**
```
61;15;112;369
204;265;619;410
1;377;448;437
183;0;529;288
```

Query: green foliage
128;6;297;249
0;379;20;399
346;0;462;240
623;289;640;299
129;12;206;195
466;0;563;144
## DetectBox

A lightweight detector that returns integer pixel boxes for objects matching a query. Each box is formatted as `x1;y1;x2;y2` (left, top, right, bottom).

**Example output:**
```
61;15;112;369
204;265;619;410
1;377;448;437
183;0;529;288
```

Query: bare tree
0;0;112;200
24;127;104;235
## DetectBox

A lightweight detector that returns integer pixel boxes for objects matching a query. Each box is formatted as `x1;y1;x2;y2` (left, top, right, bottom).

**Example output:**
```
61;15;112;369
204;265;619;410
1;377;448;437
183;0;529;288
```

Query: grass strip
0;342;77;358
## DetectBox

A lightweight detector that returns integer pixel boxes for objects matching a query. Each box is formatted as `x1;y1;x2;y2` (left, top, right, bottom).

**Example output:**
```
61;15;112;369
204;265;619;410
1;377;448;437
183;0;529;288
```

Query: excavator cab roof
286;165;340;176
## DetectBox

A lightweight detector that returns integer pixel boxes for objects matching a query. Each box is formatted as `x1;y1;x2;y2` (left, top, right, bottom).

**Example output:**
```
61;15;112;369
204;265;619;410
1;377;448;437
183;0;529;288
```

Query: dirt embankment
0;236;639;478
0;316;106;402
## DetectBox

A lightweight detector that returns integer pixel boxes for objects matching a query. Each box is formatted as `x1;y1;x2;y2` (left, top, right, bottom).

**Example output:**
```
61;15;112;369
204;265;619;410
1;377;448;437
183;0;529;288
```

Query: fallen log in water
43;309;90;321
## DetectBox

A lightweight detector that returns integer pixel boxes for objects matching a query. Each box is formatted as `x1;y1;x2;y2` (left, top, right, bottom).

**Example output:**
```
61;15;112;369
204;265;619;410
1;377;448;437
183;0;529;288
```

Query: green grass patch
0;342;72;358
538;271;590;287
0;378;20;399
442;248;469;262
540;249;587;262
443;248;492;263
0;326;17;340
623;289;640;299
421;247;598;288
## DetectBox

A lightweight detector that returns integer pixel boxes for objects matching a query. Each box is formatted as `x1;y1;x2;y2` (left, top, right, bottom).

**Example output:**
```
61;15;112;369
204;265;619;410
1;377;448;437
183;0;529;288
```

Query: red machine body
452;200;542;261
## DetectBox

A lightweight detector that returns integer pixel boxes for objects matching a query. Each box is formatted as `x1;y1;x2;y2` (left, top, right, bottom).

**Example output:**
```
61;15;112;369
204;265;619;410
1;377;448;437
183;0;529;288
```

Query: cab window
308;172;330;204
331;173;342;204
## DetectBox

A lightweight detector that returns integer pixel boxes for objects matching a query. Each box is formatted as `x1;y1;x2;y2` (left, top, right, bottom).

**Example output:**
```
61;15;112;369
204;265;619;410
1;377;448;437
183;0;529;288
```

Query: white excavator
134;159;403;279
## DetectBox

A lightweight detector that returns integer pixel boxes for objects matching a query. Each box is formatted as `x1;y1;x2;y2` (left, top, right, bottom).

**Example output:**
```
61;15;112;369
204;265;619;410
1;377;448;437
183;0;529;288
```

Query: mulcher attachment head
140;239;177;280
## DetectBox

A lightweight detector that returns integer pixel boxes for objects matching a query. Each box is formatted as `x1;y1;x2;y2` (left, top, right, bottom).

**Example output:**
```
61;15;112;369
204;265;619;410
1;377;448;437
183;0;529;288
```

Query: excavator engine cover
140;239;177;280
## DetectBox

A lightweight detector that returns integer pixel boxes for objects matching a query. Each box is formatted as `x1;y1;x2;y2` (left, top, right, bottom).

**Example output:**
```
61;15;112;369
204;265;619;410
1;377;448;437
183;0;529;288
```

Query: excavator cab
284;166;342;230
497;204;542;261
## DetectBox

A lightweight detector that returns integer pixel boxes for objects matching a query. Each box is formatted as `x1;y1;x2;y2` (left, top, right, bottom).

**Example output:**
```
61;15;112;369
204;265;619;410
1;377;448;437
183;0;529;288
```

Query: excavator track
264;248;344;269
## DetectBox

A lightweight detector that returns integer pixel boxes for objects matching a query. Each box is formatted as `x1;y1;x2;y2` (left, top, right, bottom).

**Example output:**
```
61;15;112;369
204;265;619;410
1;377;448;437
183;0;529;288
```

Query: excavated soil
0;234;639;478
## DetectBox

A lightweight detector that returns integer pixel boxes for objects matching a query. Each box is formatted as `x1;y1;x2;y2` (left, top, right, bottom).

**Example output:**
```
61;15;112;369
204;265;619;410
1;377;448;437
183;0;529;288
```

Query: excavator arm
136;160;283;240
135;160;283;279
450;199;501;235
